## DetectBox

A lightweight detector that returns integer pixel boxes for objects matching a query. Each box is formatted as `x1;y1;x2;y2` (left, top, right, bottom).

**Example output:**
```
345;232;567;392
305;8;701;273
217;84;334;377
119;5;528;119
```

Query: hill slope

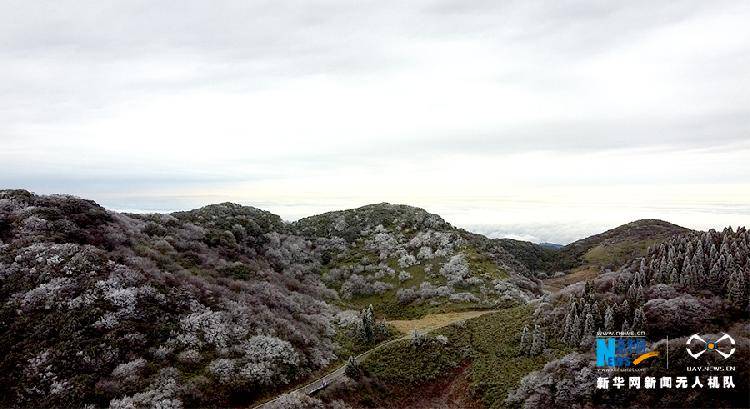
0;191;337;407
554;219;691;271
3;190;729;409
293;203;540;319
318;227;749;409
508;226;749;408
0;192;540;407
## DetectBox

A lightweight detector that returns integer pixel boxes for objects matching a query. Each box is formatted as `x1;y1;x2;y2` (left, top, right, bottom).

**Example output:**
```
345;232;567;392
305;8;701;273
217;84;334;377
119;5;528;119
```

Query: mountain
2;190;744;409
488;220;690;286
293;203;541;319
493;238;561;275
553;219;692;271
539;242;563;250
0;191;336;407
0;191;537;408
506;227;750;408
316;227;749;409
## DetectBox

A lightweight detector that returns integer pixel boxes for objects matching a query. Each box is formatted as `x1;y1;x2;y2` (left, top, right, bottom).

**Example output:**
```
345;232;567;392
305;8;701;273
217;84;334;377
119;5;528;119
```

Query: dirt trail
388;310;496;334
254;309;498;408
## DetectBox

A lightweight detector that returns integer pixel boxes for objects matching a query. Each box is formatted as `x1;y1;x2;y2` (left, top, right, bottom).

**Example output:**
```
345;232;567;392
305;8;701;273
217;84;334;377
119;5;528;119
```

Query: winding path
253;309;499;408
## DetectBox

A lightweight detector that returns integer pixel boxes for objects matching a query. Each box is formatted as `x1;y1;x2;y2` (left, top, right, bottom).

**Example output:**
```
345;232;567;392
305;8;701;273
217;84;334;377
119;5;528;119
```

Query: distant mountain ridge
539;242;563;249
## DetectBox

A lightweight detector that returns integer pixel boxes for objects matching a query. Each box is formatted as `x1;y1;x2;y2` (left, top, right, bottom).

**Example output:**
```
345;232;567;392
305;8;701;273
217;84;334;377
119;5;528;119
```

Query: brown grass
542;265;600;292
387;309;497;334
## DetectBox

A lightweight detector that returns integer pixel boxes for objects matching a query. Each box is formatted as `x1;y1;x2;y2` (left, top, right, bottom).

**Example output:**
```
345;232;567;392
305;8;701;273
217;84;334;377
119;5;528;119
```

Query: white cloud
1;0;749;243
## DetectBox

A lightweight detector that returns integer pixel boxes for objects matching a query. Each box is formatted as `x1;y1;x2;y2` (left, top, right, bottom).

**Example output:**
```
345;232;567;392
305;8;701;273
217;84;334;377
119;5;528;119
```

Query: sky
1;0;749;244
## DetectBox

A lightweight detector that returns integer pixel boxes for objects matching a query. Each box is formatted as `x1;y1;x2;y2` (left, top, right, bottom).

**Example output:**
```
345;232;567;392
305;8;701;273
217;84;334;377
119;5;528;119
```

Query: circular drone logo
686;333;735;359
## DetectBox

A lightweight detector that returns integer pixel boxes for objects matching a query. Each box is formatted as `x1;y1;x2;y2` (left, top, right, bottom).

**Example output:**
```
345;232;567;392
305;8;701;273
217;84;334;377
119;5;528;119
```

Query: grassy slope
581;237;660;267
333;243;506;320
387;310;497;334
356;306;569;408
554;219;691;271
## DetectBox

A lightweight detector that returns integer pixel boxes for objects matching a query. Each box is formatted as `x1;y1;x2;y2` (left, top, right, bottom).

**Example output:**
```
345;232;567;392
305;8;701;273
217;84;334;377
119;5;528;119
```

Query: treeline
508;227;750;408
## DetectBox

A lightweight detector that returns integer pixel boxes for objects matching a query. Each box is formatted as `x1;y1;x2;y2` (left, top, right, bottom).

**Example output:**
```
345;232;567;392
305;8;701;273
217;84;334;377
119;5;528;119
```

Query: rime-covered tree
562;298;580;345
520;325;531;355
562;312;572;344
618;299;631;322
530;325;546;356
361;304;375;344
604;305;615;332
568;314;582;346
669;267;679;284
727;270;748;310
632;307;645;332
583;312;595;337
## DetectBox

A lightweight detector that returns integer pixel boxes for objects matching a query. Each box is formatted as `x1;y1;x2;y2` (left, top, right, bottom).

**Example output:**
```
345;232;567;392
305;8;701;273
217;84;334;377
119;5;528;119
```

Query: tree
669;267;679;284
530;325;546;356
583;313;595;337
520;325;531;355
583;281;594;300
563;298;579;345
618;299;631;322
568;314;582;346
707;260;725;293
592;301;602;324
632;307;645;332
562;313;572;344
604;305;615;332
411;329;425;348
361;304;375;344
634;285;645;306
727;270;747;310
626;282;637;302
344;356;361;380
568;298;578;320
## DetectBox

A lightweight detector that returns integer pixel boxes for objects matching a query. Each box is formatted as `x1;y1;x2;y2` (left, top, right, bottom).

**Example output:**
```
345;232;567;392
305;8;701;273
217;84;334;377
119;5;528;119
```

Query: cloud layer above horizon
2;0;749;243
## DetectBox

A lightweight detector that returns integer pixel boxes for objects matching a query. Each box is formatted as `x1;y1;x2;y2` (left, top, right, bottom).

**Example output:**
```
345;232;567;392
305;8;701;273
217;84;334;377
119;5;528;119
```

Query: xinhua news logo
596;335;658;368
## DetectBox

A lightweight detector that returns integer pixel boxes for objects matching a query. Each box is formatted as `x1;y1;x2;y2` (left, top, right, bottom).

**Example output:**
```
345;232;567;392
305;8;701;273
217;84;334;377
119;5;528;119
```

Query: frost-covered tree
583;312;595;337
361;304;375;344
520;325;531;355
603;305;615;332
632;307;645;332
570;314;582;345
439;253;470;285
530;325;546;356
727;270;747;310
621;319;631;333
669;267;679;284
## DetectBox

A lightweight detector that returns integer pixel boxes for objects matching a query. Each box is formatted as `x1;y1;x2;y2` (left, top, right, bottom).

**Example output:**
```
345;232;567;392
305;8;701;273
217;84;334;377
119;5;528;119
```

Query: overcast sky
2;0;749;243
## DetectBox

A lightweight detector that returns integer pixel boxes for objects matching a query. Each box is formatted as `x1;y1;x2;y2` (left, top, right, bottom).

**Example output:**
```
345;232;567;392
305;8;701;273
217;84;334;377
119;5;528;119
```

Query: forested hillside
2;190;745;408
508;227;750;408
0;191;538;408
0;191;339;407
294;204;541;319
311;227;749;409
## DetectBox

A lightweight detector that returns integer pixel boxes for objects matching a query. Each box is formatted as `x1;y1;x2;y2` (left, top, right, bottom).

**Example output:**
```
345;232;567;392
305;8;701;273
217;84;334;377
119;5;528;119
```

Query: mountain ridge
0;189;712;408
